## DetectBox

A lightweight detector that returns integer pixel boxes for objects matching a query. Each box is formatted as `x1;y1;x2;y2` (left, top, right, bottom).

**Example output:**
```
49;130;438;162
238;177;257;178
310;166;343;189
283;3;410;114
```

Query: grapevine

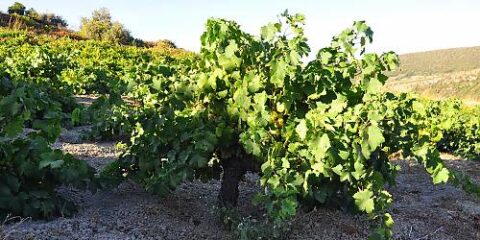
0;12;479;239
102;13;476;238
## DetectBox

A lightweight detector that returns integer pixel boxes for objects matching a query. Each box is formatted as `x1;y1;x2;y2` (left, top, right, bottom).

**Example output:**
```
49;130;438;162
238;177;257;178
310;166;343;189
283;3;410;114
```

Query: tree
80;8;132;44
23;8;68;27
104;21;130;43
25;8;40;20
40;13;68;27
7;2;26;15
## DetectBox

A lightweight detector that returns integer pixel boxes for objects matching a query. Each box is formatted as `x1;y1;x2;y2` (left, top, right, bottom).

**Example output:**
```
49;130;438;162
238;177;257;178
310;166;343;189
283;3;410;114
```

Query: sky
1;0;479;55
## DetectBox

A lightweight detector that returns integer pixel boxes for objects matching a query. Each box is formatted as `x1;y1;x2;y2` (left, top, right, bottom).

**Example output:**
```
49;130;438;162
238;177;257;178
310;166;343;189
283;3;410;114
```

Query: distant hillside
386;46;480;104
391;46;480;77
0;4;192;54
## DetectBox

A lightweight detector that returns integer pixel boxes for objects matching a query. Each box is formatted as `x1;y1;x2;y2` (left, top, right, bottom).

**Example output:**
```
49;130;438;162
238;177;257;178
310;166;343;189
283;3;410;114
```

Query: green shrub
7;2;26;16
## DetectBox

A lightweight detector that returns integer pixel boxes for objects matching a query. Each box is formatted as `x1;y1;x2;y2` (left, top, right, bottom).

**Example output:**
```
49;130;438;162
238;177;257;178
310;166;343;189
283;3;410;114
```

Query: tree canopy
8;2;26;15
80;8;132;44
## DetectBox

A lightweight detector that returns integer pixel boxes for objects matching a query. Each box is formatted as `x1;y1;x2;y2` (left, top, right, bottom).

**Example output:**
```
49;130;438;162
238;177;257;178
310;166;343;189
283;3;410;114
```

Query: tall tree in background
8;2;26;15
80;8;132;44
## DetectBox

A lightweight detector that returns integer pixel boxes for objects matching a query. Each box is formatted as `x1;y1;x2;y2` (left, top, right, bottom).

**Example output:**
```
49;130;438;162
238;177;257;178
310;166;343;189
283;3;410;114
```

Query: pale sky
1;0;479;55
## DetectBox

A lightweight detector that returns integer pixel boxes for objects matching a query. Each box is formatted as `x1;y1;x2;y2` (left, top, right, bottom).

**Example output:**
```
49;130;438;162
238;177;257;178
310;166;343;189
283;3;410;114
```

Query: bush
156;39;177;49
7;2;26;16
39;13;68;27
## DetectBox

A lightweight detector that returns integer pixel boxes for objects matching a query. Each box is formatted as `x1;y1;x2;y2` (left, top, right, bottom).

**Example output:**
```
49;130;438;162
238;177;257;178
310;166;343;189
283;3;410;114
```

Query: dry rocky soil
2;127;480;240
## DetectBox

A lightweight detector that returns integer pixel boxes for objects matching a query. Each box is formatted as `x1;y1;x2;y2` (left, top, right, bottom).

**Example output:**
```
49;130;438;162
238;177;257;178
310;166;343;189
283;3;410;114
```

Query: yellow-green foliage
79;8;132;45
149;41;196;59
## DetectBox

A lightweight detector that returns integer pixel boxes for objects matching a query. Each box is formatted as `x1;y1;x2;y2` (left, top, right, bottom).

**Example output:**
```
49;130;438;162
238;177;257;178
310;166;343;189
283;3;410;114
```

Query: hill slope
386;46;480;103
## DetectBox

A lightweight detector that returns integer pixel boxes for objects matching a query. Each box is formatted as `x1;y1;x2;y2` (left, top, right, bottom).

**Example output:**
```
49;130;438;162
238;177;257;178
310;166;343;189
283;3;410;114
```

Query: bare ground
2;127;480;240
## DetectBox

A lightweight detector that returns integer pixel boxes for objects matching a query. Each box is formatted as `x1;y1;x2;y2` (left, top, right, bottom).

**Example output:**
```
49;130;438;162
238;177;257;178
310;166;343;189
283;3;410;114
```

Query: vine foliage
107;12;454;238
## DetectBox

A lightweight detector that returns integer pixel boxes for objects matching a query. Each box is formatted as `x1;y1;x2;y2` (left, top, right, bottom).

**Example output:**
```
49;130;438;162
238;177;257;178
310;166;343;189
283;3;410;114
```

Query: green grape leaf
247;74;262;93
432;166;450;184
244;139;261;156
4;118;24;137
280;197;298;217
367;124;385;150
270;59;287;88
310;133;331;161
260;23;280;41
296;120;308;140
353;189;375;213
267;175;280;188
218;41;241;70
39;159;65;169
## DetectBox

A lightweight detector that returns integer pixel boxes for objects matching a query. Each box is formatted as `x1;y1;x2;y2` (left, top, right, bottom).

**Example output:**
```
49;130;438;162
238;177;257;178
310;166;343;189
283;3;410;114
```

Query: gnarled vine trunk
218;150;260;207
219;157;247;207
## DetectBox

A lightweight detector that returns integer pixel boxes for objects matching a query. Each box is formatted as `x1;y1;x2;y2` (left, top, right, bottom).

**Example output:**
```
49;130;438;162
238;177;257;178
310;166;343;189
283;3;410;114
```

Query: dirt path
3;128;480;240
